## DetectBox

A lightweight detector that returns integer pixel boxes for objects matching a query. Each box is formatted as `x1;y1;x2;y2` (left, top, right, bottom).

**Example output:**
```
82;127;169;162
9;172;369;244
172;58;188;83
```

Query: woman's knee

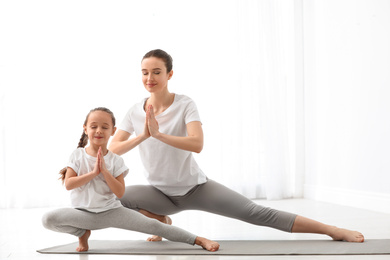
119;185;177;215
119;185;147;209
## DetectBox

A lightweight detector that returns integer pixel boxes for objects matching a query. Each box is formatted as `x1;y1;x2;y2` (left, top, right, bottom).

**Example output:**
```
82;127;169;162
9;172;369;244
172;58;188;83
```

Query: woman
109;49;364;243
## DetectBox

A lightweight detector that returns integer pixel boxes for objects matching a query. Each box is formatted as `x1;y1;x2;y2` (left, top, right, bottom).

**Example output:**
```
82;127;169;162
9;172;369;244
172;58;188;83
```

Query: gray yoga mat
37;239;390;255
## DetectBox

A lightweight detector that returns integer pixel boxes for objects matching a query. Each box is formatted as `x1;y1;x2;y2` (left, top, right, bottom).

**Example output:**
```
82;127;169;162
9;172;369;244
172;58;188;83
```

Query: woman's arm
109;117;150;155
147;105;204;153
109;130;149;155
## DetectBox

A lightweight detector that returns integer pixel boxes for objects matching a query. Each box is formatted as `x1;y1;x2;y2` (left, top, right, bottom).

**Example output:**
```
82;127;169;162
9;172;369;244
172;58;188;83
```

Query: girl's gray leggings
120;179;297;233
42;206;196;245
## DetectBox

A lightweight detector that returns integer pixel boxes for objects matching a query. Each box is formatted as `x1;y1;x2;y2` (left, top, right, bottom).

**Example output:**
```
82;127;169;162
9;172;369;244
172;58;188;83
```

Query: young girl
42;107;219;252
109;49;365;243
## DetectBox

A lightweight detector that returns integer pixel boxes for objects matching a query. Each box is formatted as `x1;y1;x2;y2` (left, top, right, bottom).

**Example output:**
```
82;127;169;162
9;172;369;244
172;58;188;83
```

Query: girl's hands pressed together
97;146;109;175
97;146;126;198
92;150;101;177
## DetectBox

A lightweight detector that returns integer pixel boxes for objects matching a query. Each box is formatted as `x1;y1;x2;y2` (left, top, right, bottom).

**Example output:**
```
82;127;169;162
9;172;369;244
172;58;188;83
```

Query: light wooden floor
1;199;390;260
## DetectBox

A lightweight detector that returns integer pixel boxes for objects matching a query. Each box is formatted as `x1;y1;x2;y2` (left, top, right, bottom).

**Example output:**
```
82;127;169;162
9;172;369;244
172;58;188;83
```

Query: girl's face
141;57;173;94
83;111;116;148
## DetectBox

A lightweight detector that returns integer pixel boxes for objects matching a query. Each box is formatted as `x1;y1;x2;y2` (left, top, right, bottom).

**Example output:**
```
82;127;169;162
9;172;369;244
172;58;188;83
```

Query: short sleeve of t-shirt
119;105;137;134
182;97;201;125
111;155;129;178
67;149;81;173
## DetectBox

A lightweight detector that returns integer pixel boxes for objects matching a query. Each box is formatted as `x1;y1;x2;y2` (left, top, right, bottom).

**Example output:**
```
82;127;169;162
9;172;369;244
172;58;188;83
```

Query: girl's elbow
116;187;126;199
64;183;73;191
116;191;125;199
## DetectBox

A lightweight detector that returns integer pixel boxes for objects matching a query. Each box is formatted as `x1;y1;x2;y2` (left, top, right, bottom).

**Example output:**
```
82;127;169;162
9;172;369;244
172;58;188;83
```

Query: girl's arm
64;166;99;191
147;105;204;153
101;172;125;198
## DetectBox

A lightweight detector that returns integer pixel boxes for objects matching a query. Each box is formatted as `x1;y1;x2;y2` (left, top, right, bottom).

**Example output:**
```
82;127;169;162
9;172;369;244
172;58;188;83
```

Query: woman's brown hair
142;49;173;73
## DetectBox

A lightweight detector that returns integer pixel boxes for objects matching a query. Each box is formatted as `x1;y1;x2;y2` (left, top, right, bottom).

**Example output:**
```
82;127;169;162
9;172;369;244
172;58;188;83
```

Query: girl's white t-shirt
119;94;207;196
67;148;129;213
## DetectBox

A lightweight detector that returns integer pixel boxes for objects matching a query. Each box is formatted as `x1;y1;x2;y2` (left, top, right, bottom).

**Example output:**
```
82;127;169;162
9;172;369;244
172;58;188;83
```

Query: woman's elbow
108;143;119;154
194;143;203;153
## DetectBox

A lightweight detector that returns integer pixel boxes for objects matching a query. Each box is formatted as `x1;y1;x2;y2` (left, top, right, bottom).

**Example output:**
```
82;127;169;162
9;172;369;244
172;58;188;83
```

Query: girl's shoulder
106;150;124;162
69;147;87;158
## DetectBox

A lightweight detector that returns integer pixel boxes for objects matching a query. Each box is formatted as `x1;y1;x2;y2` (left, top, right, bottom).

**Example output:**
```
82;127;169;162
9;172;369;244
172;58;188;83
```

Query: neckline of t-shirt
143;93;177;118
82;147;111;160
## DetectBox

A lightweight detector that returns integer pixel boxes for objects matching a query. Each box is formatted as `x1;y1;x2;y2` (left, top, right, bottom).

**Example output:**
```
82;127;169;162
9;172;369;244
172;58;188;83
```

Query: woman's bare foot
328;226;365;242
147;216;172;242
195;237;220;252
76;230;91;252
291;215;364;242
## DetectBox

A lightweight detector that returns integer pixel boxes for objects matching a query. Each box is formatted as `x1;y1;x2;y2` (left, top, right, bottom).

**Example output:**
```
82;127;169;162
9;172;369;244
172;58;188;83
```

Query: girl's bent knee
41;211;58;230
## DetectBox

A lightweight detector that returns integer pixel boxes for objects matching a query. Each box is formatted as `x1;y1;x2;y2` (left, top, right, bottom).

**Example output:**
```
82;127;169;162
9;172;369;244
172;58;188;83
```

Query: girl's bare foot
76;230;91;252
328;226;365;242
147;216;172;242
195;237;220;252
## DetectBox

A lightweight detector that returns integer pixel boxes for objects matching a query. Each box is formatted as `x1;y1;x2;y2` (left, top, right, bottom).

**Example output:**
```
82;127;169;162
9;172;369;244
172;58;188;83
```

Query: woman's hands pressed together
146;105;160;138
109;101;204;155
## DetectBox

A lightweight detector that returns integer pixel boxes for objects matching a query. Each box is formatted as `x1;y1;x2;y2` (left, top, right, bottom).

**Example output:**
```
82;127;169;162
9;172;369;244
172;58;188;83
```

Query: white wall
303;0;390;213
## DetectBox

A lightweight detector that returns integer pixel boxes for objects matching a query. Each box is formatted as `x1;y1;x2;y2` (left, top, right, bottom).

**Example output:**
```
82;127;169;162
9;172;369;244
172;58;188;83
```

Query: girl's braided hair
58;107;116;184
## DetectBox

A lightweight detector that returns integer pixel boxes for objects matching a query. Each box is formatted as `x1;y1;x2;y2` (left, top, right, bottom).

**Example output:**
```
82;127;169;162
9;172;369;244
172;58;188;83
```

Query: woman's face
141;57;173;94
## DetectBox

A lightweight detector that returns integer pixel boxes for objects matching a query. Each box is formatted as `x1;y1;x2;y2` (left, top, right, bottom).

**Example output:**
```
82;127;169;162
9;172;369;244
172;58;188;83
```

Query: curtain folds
217;0;297;200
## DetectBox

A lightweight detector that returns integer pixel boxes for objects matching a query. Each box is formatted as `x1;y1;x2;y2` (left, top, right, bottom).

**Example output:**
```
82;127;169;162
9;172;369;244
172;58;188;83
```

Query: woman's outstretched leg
291;215;364;242
179;180;364;242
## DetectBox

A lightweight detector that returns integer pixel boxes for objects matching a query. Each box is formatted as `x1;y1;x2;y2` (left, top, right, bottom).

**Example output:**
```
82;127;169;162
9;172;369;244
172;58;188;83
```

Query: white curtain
0;0;299;208
212;0;296;200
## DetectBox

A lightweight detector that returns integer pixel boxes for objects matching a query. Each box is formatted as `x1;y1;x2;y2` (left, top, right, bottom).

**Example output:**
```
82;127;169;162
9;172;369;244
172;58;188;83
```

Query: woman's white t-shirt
119;94;207;196
67;148;129;213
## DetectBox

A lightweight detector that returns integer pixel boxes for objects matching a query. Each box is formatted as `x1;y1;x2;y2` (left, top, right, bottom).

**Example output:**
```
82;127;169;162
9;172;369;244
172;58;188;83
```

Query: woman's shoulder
175;94;196;105
129;97;149;111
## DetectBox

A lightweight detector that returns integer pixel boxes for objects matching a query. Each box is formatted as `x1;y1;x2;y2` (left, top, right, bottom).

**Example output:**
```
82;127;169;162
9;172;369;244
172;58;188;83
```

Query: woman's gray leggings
120;179;297;233
42;206;196;245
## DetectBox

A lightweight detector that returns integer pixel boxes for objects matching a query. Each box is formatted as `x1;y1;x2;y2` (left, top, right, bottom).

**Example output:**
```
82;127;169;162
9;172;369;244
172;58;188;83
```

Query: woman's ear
168;70;173;80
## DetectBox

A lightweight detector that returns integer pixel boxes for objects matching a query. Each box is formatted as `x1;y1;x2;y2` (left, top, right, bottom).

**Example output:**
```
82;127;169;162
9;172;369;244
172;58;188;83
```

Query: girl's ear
83;125;87;135
111;127;117;136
